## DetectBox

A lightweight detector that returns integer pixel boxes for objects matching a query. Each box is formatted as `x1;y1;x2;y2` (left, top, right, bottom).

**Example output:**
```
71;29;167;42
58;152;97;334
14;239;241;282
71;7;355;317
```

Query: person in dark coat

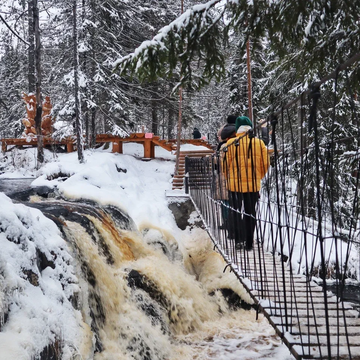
216;115;237;150
226;115;237;125
259;120;270;146
192;127;201;139
215;124;237;230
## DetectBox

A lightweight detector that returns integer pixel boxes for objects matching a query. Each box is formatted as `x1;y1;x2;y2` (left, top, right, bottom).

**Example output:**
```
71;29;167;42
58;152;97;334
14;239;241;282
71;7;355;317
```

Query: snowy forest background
1;0;359;145
1;0;237;143
0;0;360;222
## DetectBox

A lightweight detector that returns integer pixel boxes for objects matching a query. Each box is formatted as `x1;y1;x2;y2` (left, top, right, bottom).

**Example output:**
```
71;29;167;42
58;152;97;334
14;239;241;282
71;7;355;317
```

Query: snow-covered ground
0;143;294;360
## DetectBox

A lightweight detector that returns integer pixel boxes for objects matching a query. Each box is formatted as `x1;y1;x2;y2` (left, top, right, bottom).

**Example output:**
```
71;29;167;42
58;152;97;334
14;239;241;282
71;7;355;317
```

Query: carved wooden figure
41;96;53;136
22;92;37;136
22;93;53;137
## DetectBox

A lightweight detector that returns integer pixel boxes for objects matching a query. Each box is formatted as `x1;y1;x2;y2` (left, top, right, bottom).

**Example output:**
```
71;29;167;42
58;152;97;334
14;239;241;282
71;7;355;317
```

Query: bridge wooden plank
260;301;353;310
291;344;360;359
286;334;360;346
271;315;360;327
262;308;359;319
229;245;360;360
279;324;360;336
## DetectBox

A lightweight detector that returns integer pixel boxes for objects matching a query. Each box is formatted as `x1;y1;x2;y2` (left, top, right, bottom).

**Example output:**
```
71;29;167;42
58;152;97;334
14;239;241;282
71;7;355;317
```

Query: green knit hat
235;116;253;131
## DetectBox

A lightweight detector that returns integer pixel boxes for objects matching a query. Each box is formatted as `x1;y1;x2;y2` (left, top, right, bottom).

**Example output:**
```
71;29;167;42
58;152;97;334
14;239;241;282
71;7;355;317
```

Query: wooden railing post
1;141;6;153
144;139;155;158
66;139;74;152
112;141;123;153
150;141;155;158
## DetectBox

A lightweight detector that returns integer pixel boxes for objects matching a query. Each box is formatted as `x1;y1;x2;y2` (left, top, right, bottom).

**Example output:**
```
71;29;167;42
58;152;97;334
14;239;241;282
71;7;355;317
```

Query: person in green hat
224;116;270;251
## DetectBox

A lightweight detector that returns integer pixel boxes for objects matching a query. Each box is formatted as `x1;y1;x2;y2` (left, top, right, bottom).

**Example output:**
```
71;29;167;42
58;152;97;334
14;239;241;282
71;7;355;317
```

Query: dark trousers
228;191;259;248
220;200;229;225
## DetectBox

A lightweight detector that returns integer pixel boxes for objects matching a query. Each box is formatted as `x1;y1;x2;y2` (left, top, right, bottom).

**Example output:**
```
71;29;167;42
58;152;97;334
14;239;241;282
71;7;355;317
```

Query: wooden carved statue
22;93;53;137
22;92;37;136
41;96;53;136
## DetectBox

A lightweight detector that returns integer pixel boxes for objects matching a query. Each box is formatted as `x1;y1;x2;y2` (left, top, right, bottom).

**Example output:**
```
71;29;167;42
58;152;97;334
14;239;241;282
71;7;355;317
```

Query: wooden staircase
172;150;214;190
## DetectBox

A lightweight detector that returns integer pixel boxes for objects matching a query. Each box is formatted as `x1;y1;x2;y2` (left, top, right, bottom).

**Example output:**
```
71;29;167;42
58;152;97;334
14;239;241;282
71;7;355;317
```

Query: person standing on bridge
224;116;270;251
213;122;237;231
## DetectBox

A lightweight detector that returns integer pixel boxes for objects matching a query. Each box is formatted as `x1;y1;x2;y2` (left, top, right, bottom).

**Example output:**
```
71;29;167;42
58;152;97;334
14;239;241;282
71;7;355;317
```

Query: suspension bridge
183;54;360;360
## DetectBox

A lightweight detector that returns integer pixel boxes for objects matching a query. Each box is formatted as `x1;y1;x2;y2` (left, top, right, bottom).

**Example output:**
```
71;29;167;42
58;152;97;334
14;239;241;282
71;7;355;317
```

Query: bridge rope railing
185;55;360;360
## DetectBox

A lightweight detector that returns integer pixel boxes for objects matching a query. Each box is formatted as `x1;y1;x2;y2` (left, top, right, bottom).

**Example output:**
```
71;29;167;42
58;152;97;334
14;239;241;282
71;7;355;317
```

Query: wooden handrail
1;133;214;159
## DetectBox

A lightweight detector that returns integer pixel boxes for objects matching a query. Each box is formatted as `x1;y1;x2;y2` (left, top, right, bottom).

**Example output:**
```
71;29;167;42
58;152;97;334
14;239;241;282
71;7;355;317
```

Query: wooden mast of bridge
246;37;253;122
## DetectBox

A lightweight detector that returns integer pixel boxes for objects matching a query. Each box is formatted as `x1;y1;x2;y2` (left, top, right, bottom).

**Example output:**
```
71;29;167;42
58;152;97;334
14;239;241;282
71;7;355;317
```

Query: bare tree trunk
81;0;89;148
151;99;158;135
73;0;84;163
167;101;175;140
33;0;43;165
84;109;89;148
89;0;97;148
91;108;96;147
28;0;35;93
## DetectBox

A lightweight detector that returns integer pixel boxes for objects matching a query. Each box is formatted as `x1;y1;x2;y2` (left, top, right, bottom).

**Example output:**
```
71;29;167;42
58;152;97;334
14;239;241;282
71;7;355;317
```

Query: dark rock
35;186;54;198
3;185;55;202
168;199;203;230
133;292;168;334
127;269;169;326
39;340;61;360
7;189;35;202
210;288;252;310
142;228;183;263
81;261;97;287
0;309;9;331
36;249;56;272
127;335;152;360
88;291;105;352
46;172;71;181
22;269;39;287
103;205;135;231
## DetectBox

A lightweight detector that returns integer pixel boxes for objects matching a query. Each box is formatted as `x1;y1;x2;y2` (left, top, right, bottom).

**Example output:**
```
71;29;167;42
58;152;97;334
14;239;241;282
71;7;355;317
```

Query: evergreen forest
0;0;359;159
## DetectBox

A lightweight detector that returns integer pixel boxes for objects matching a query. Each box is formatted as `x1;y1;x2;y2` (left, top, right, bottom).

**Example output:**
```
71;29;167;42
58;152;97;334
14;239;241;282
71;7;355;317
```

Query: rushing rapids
0;184;292;360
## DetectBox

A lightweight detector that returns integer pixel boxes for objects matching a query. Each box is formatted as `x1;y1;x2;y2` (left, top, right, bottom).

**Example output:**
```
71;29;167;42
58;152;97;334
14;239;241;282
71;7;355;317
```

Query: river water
0;178;34;195
327;283;360;312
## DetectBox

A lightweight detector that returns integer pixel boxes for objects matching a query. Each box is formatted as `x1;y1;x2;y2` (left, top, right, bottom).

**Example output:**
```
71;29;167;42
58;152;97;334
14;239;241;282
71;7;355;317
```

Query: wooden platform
1;136;73;153
0;133;213;159
226;247;360;360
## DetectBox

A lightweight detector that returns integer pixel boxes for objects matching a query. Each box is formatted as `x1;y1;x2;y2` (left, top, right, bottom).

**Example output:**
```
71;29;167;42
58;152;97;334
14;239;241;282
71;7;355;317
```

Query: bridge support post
112;141;123;154
144;139;155;158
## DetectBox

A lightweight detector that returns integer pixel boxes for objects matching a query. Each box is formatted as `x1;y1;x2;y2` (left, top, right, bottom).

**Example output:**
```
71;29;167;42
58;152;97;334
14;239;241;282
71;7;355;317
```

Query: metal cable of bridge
184;55;360;360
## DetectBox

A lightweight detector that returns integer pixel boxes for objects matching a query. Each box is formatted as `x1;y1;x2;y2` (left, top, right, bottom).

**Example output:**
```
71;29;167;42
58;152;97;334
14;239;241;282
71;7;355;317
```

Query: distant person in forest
192;127;201;139
259;119;270;146
224;116;270;251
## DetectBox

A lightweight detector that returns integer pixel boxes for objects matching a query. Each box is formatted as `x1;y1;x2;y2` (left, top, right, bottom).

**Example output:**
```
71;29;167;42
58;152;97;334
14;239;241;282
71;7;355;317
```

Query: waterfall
0;193;291;360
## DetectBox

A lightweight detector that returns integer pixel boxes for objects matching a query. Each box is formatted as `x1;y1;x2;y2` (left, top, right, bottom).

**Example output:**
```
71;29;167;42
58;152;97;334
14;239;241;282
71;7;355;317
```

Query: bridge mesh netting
185;55;360;360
